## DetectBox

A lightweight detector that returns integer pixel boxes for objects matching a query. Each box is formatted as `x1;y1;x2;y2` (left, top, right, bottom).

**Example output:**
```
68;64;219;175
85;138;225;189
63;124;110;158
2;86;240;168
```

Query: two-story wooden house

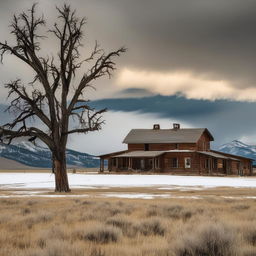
99;124;253;175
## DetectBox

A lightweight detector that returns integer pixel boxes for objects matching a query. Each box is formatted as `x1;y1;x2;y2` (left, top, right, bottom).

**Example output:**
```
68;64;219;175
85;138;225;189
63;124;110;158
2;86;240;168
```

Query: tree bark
54;156;70;192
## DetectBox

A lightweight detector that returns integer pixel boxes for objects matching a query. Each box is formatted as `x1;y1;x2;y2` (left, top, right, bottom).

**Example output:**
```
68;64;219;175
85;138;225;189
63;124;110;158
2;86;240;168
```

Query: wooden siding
163;152;198;173
128;144;145;151
196;132;211;151
127;130;211;151
128;143;197;151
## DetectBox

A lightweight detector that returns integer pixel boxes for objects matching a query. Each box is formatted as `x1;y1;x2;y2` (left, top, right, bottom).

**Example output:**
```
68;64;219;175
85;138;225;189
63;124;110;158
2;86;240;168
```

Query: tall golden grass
0;197;255;256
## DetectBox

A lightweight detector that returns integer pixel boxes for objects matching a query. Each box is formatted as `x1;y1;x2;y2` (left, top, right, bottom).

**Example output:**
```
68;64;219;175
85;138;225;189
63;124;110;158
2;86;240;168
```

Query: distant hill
218;140;256;165
0;157;39;170
0;142;100;168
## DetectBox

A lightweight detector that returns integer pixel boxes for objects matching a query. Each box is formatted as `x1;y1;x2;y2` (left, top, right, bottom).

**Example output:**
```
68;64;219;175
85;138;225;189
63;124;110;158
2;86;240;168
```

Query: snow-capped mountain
218;140;256;164
0;141;100;168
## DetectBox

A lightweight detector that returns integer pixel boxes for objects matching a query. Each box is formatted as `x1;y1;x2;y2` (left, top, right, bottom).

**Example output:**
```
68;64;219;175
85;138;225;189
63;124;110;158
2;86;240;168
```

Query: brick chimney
173;123;180;130
153;124;160;130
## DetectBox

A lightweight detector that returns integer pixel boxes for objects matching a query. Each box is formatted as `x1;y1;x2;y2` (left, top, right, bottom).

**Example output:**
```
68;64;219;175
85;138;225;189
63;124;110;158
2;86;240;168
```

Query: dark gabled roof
123;128;214;144
198;151;240;161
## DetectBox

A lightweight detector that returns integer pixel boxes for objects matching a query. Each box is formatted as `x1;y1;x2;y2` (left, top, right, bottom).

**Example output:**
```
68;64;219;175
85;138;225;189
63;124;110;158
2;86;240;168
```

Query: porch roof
114;151;166;158
198;151;240;161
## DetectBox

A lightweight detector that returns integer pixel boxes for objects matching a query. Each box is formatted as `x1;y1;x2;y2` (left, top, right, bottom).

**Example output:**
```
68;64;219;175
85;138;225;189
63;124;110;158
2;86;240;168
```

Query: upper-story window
144;144;149;151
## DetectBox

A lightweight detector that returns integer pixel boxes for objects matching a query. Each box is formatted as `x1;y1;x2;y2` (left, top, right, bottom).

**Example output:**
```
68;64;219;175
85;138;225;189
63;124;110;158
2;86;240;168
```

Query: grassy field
0;195;256;256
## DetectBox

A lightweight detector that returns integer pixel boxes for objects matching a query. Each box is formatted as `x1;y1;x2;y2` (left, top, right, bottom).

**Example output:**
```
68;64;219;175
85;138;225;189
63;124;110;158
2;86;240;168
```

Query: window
171;158;178;168
184;157;191;168
144;144;149;151
175;143;178;149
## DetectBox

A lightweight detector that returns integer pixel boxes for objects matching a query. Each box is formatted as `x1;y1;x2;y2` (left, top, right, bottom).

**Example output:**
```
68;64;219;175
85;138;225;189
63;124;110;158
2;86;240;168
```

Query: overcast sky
1;0;256;154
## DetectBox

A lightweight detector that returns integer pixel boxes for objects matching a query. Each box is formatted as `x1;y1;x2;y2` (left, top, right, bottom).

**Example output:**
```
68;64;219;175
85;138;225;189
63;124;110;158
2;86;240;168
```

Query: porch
198;151;241;175
100;151;165;172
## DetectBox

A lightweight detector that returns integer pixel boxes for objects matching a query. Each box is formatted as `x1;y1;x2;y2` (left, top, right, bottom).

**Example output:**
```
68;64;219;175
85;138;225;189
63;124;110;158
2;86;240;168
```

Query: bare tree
0;4;125;192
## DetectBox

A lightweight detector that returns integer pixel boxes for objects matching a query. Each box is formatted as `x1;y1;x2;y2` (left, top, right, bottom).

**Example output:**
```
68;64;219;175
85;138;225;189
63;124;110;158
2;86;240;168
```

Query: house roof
211;150;254;161
115;151;166;158
198;151;240;161
123;128;214;144
98;150;128;158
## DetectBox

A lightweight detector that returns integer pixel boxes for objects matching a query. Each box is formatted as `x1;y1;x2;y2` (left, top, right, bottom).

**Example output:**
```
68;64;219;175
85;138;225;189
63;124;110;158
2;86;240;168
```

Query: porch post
128;157;131;169
152;157;155;171
100;158;104;172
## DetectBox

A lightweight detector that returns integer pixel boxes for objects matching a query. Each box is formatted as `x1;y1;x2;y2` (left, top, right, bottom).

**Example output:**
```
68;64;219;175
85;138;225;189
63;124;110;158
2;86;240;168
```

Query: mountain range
218;140;256;165
0;142;100;169
0;139;255;169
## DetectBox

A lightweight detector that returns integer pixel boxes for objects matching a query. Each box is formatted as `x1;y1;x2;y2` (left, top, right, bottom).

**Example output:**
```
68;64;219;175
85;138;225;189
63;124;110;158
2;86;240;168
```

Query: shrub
106;216;136;237
45;240;84;256
244;226;256;246
90;248;106;256
22;208;31;215
163;205;193;221
232;204;250;211
175;223;237;256
75;225;122;243
137;218;165;236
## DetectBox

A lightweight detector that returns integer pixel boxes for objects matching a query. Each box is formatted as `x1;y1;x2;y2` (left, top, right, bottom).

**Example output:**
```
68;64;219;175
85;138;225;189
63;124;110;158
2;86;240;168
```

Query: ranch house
99;124;253;175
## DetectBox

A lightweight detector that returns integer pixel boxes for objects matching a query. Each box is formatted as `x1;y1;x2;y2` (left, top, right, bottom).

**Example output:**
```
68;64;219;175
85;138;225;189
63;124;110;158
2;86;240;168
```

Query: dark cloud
115;88;155;98
91;95;256;147
1;0;256;90
108;0;256;86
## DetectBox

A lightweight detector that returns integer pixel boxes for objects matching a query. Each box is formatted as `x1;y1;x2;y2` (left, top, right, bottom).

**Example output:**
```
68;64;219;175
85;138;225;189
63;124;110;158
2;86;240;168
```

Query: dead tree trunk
54;150;70;192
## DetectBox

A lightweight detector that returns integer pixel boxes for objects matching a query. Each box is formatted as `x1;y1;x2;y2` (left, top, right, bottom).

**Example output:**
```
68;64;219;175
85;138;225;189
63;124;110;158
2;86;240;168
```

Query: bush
175;223;237;256
106;216;136;237
137;218;165;236
75;226;122;243
163;205;193;221
244;226;256;246
90;248;106;256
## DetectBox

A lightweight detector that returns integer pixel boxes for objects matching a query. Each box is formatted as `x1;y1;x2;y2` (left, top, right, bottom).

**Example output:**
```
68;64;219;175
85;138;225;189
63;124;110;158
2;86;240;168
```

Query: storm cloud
1;0;256;100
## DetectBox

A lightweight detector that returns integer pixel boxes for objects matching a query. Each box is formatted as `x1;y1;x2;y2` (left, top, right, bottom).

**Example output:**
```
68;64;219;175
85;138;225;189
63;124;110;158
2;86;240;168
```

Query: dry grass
0;197;256;256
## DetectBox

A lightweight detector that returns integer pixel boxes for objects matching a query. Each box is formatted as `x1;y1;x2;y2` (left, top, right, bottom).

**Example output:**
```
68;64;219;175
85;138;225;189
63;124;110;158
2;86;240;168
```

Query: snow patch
0;173;256;190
